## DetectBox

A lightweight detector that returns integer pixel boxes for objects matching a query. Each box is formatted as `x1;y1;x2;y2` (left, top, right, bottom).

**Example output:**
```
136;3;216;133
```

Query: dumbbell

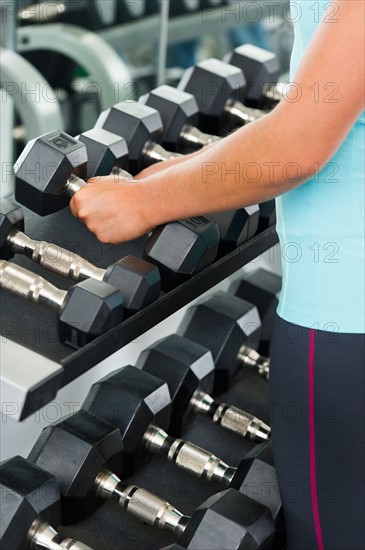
136;334;270;432
13;130;220;291
81;361;280;529
139;85;220;153
0;260;124;348
139;85;260;253
83;356;269;474
178;58;265;135
225;44;285;109
0;455;92;549
0;199;160;315
177;291;271;393
29;410;275;549
94;100;183;175
229;268;282;356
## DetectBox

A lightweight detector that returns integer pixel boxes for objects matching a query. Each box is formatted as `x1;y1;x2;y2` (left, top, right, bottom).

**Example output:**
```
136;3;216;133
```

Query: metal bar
100;1;288;51
156;0;170;86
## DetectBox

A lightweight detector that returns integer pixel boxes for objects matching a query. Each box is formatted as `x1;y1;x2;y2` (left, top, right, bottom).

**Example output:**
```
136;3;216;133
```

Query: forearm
140;103;317;226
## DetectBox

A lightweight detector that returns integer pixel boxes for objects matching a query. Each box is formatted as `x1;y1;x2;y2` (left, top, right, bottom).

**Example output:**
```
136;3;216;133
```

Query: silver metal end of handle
238;345;270;380
110;167;138;181
65;174;87;198
213;403;271;442
180;124;220;149
28;519;93;549
143;424;168;453
142;141;183;166
190;390;214;415
0;259;66;309
262;83;286;105
225;99;265;125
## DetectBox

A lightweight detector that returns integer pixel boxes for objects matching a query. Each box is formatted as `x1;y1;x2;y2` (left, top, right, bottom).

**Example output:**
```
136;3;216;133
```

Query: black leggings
269;315;365;550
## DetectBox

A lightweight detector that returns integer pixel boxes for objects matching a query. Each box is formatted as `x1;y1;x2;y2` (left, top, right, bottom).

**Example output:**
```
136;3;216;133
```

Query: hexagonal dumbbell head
141;85;221;152
0;456;60;550
28;410;124;525
180;488;275;550
140;85;201;152
178;58;246;134
14;130;87;216
178;291;261;393
136;334;215;436
145;217;220;291
58;278;124;348
76;128;129;179
208;204;260;255
103;255;160;315
229;442;283;534
95;101;164;174
229;268;281;355
225;44;280;107
83;365;171;475
0;199;24;260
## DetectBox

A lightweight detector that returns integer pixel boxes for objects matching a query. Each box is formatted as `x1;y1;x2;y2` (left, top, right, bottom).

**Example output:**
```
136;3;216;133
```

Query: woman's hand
69;176;153;244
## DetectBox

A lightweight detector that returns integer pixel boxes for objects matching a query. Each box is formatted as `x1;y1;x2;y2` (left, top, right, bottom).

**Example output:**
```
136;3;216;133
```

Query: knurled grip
31;240;103;281
169;440;226;481
120;486;185;535
213;404;271;441
0;259;66;308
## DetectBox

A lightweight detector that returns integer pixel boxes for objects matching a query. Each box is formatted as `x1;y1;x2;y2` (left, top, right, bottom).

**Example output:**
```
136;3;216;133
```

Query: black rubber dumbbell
81;361;280;531
225;44;285;109
258;199;277;231
95;100;183;174
178;58;265;135
0;259;124;348
177;292;271;392
28;410;275;550
75;127;129;179
139;85;260;254
136;333;269;431
83;360;269;476
0;455;92;549
229;268;282;356
13;130;220;291
0;199;160;316
139;84;220;153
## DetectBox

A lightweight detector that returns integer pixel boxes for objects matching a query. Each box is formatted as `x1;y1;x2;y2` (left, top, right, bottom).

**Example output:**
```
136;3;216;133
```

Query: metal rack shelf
0;202;278;420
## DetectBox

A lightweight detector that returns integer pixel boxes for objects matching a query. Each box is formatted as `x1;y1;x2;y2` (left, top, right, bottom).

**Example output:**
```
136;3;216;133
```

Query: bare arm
71;0;364;243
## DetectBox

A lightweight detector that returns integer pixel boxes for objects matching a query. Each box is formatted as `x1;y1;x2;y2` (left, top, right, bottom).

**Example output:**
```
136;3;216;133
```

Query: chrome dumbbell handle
190;390;271;441
95;470;188;536
7;230;105;282
144;425;235;486
0;259;66;309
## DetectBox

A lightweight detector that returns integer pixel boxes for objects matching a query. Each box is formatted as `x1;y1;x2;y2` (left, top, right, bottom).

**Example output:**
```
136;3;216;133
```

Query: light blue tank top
276;0;365;333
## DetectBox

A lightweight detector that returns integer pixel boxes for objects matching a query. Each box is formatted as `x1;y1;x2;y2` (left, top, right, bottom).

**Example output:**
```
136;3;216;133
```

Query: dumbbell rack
0;203;278;420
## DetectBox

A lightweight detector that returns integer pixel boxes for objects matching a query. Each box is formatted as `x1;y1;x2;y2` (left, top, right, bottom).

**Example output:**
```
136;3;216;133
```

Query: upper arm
277;0;365;171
